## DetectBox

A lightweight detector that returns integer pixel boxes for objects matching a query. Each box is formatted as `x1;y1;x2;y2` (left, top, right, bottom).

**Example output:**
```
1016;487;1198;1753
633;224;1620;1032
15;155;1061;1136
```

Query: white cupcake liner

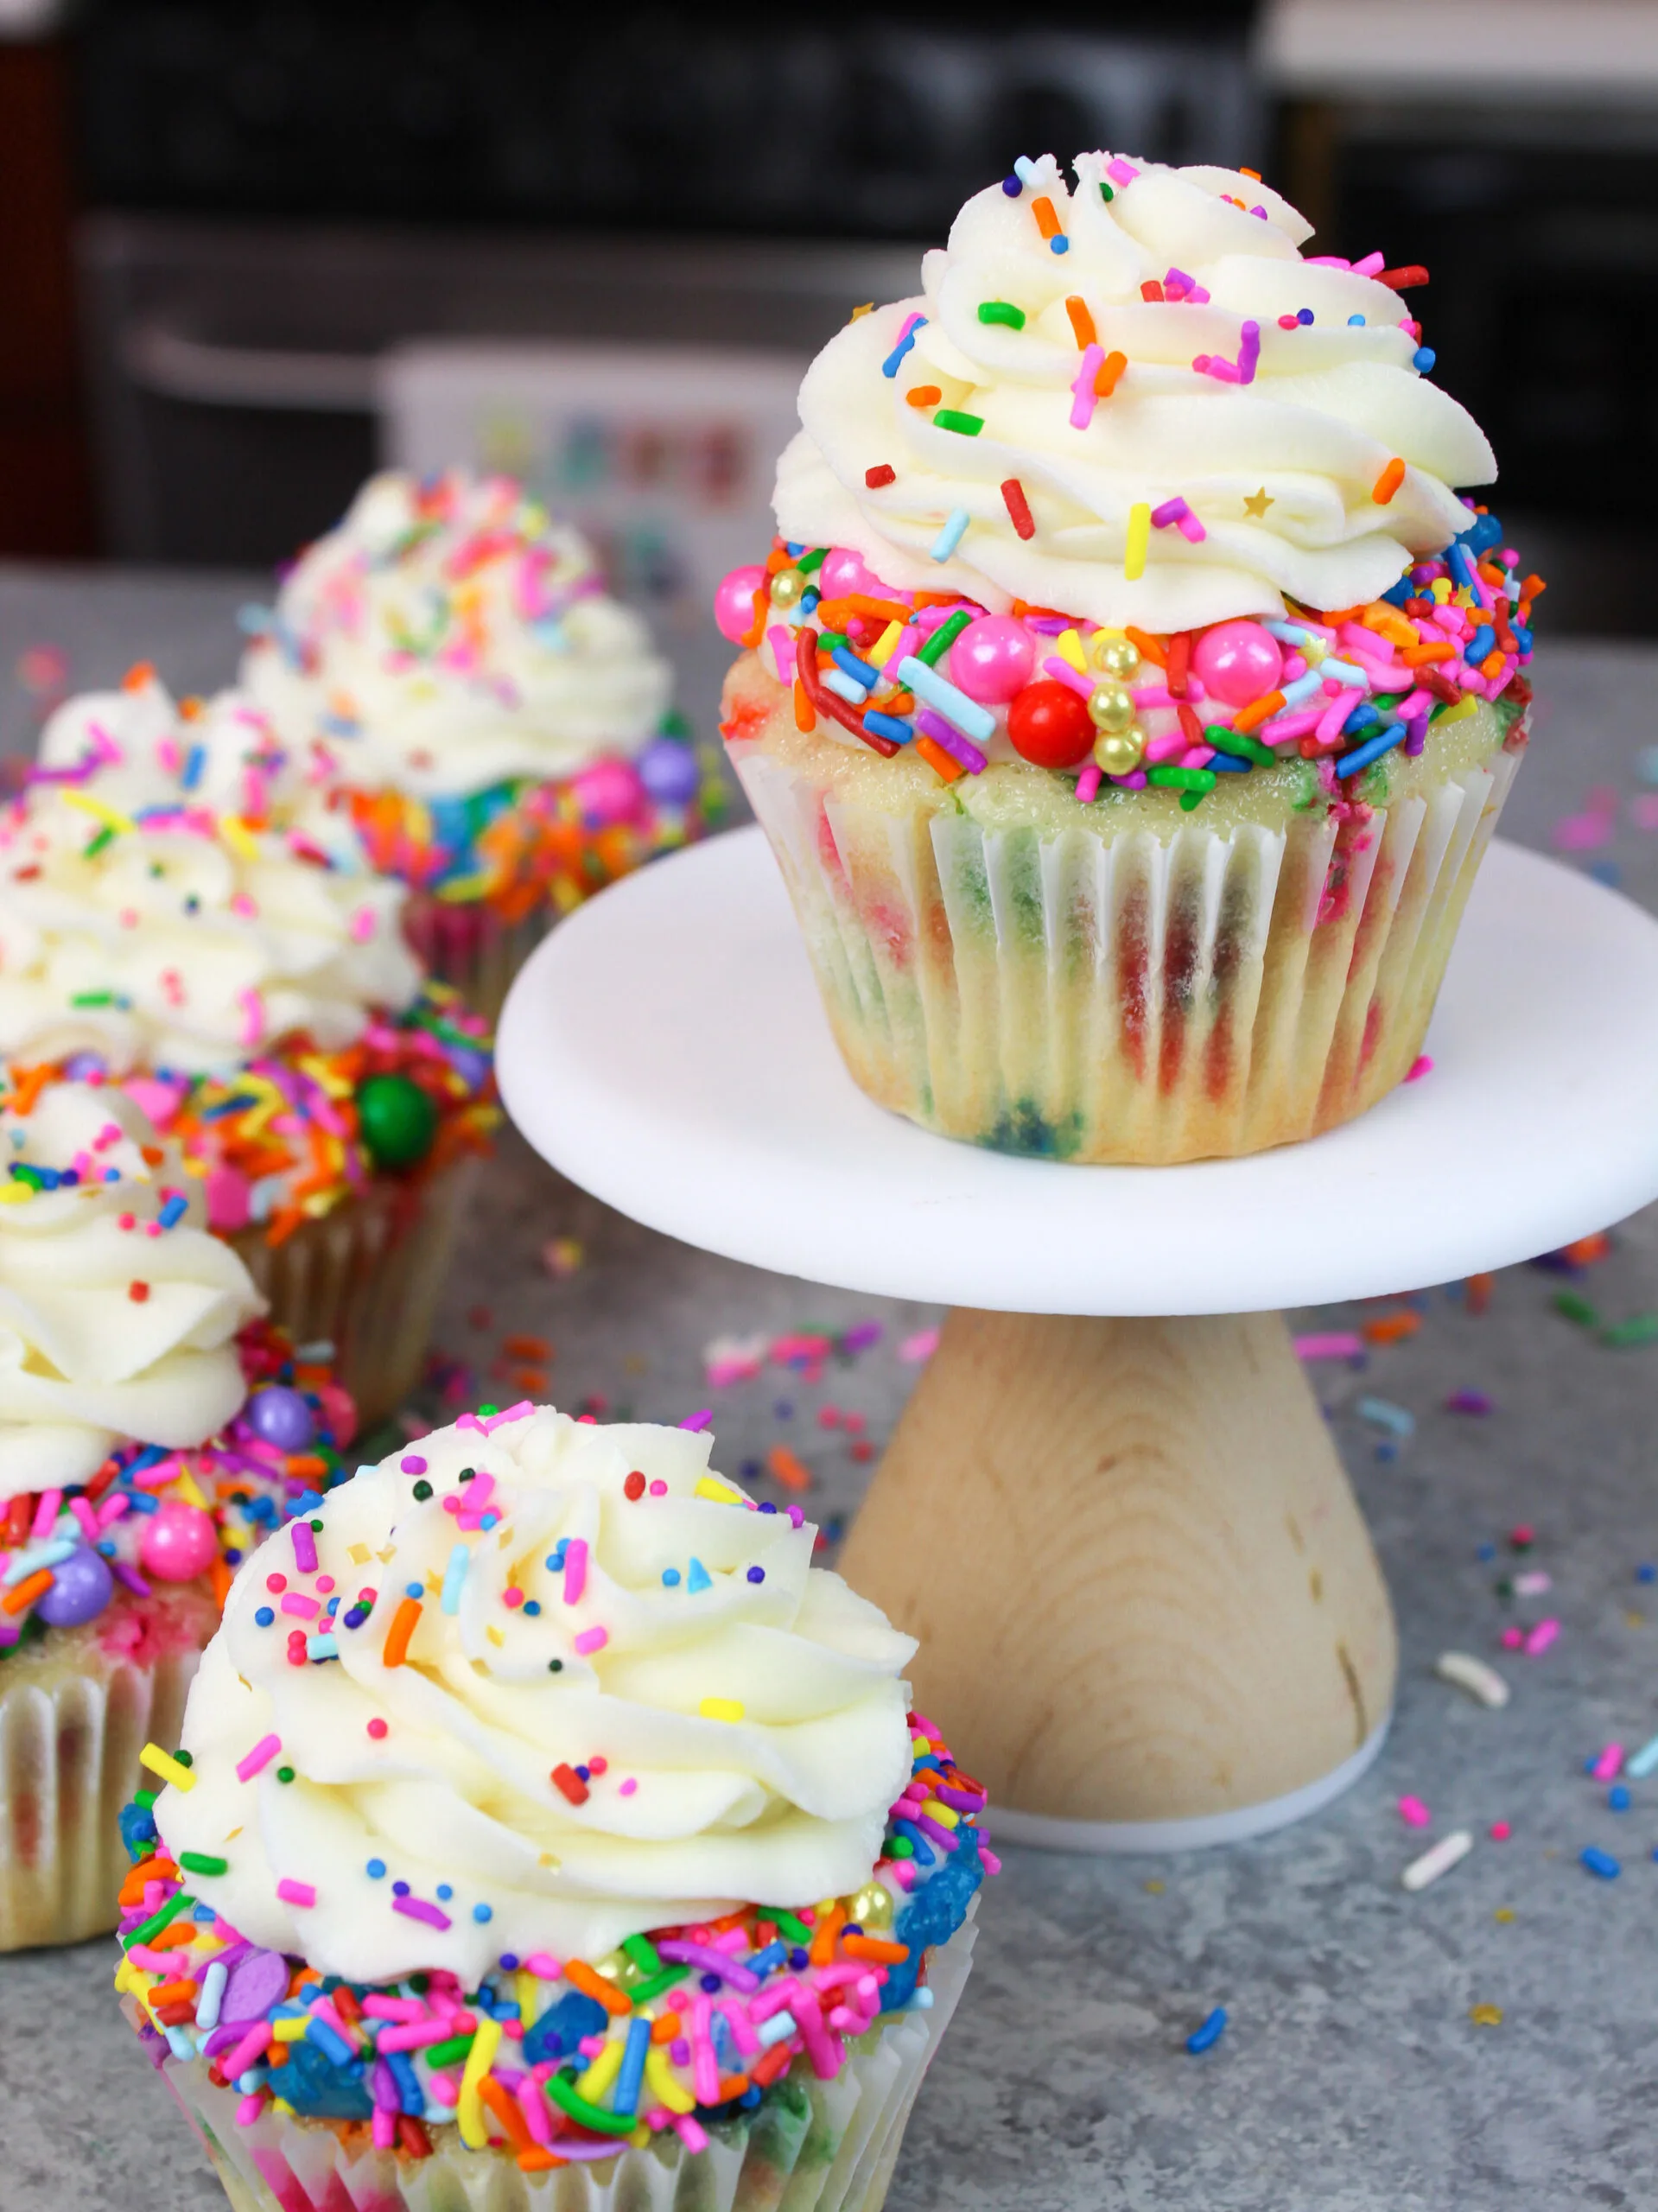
144;1911;978;2212
734;740;1522;1163
231;1154;478;1430
2;1639;200;1950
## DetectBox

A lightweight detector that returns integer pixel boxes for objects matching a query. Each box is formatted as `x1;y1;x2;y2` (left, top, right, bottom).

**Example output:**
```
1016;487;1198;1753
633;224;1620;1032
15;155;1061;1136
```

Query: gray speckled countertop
3;570;1657;2211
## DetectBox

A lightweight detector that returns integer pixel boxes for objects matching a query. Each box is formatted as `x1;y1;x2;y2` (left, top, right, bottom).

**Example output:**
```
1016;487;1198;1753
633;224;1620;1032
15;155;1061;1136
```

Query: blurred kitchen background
3;0;1658;732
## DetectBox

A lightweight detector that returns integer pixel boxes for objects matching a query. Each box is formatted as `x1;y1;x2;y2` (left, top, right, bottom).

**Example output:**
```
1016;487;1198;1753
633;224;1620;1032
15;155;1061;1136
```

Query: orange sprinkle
1372;457;1406;505
914;733;967;785
1030;195;1061;240
146;1919;200;1951
905;385;942;409
1480;649;1506;679
518;2149;567;2172
719;2073;751;2101
210;1556;232;1611
6;1063;52;1117
751;2042;793;2088
1362;1312;1421;1345
147;1978;198;2007
478;2075;533;2153
793;678;815;734
1521;573;1547;599
1402;642;1453;666
809;1904;847;1967
1064;296;1097;349
504;1334;551;1361
3;1569;54;1615
1240;166;1262;180
381;1596;422;1669
1124;625;1167;668
842;1935;911;1964
285;1455;328;1480
739;586;768;652
766;1446;813;1492
651;2011;682;2044
1233;690;1286;734
564;1958;632;2016
1467;1272;1494;1315
122;661;157;691
1096;350;1128;397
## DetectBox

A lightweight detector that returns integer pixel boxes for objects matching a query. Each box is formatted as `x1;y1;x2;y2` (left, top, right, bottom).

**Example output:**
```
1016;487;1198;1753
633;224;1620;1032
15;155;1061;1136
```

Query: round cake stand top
498;827;1658;1317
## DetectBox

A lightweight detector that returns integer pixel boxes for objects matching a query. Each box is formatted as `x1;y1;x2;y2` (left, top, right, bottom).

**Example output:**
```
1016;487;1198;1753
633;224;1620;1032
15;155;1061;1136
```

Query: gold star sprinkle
1469;2004;1503;2027
849;303;875;321
1494;1907;1515;1923
1243;487;1274;518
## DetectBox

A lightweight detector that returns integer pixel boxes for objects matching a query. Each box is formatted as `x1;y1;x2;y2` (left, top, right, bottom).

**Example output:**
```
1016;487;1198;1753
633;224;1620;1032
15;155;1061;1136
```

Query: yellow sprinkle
1469;2003;1503;2027
1124;502;1150;582
920;1796;960;1830
218;814;261;861
848;302;875;321
270;2017;310;2043
348;1543;371;1566
576;2034;626;2103
1143;1878;1164;1894
695;1478;745;1507
271;2097;295;2118
699;1696;746;1724
139;1743;195;1793
629;2123;653;2149
515;1968;540;2020
176;1471;210;1510
645;2045;696;2113
1434;693;1478;727
62;789;136;835
1054;627;1089;674
0;1184;31;1205
456;2012;502;2150
871;620;905;667
1493;1907;1515;1923
486;1625;505;1647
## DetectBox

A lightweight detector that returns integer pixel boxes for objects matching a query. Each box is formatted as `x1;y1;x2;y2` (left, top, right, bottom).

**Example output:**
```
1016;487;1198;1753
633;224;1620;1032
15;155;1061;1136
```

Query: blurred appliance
73;7;1261;574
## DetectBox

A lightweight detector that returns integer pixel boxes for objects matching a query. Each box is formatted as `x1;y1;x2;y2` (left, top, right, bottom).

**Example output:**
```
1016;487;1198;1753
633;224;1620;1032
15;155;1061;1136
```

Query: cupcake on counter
716;151;1540;1164
240;469;717;1018
16;668;499;1426
116;1403;991;2212
0;1076;357;1951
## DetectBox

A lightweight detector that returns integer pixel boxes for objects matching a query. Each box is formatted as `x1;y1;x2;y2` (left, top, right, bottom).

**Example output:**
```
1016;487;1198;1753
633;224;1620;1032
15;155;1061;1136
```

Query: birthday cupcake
239;468;717;1020
0;1077;358;1951
115;1403;991;2212
16;669;499;1425
716;152;1540;1163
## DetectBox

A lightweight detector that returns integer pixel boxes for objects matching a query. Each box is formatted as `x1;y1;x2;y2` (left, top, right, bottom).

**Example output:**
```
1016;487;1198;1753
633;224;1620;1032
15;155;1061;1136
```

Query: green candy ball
358;1073;438;1171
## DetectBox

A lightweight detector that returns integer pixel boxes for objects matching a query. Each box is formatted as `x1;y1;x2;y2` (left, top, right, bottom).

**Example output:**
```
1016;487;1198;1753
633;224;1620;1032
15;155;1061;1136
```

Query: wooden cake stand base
499;826;1658;1849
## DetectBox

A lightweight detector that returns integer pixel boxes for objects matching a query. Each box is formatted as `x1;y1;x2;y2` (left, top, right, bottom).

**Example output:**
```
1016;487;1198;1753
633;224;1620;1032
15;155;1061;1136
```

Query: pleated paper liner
734;734;1522;1166
1;1596;211;1950
402;895;552;1030
231;1155;478;1431
138;1912;977;2212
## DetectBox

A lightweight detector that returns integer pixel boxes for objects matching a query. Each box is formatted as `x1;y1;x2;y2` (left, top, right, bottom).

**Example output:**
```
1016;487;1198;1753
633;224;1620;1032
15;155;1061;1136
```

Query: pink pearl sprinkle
1398;1795;1431;1828
588;1756;607;1776
649;1480;668;1497
1500;1627;1524;1649
1490;1821;1511;1840
619;1778;638;1797
502;1587;524;1610
367;1718;388;1738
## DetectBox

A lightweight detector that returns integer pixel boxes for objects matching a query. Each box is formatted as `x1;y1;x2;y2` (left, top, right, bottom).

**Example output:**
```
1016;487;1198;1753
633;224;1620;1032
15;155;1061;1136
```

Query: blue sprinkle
392;1881;410;1897
523;1599;542;1617
931;508;971;563
308;2018;354;2068
1297;307;1314;325
1413;346;1437;372
1581;1847;1620;1878
880;318;926;379
366;1859;386;1878
746;1566;765;1584
1347;313;1366;327
1610;1785;1631;1812
829;645;876;690
1638;1564;1657;1584
156;1193;187;1230
1337;727;1407;779
1467;626;1496;664
473;1902;492;1923
662;1567;681;1587
863;711;914;745
686;1557;714;1594
436;1884;453;1901
1050;236;1069;255
255;1606;275;1627
1013;156;1039;187
181;743;207;791
1186;2006;1228;2054
1001;175;1022;196
403;1582;422;1599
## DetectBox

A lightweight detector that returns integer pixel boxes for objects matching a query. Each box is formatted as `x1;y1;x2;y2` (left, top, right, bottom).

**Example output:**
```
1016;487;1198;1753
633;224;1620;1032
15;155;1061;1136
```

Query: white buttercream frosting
240;470;676;799
153;1406;917;1982
0;701;420;1076
775;152;1496;630
0;1082;263;1497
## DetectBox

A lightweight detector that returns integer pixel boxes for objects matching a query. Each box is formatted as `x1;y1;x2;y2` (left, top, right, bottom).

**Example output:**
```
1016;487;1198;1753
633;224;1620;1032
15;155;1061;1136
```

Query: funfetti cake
715;151;1539;1164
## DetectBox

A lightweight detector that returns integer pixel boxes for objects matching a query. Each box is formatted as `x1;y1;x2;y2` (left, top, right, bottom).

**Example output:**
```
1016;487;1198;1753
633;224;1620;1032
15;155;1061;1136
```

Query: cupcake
114;1403;992;2211
0;1076;358;1951
715;152;1540;1163
239;469;718;1019
16;669;499;1425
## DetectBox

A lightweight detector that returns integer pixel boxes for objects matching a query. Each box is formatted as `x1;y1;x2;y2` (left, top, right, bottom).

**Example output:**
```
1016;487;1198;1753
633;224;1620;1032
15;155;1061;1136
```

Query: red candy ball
1007;680;1096;769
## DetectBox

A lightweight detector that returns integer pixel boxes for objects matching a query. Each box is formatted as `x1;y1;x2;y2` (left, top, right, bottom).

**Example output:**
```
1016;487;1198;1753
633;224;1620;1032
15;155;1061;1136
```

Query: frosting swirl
241;470;676;799
0;713;420;1077
775;151;1496;632
0;1081;264;1497
153;1405;918;1983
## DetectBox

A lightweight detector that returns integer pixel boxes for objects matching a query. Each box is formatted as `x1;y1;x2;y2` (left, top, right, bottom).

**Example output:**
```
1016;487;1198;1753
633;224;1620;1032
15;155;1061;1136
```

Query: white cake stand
498;826;1658;1852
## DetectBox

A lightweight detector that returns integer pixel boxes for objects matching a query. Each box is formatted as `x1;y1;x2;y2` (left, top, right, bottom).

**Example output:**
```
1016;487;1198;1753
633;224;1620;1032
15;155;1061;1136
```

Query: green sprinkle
888;1837;915;1859
545;2072;638;2135
1602;1314;1658;1347
933;410;984;437
123;1890;194;1951
1178;790;1209;811
84;827;115;858
425;2031;477;2069
621;1933;663;1976
816;631;848;652
133;1789;157;1809
1553;1290;1599;1328
626;1962;692;2005
276;1765;295;1783
977;301;1026;329
918;609;973;667
1147;765;1217;793
477;1403;499;1418
1099;181;1115;203
69;991;115;1008
771;1909;813;1945
179;1852;228;1877
174;1749;193;1767
797;548;827;575
1204;724;1277;768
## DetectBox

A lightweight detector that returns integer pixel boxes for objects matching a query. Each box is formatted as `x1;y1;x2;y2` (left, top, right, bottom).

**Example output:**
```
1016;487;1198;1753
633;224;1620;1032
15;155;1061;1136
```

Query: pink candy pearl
1191;619;1284;707
571;759;644;827
139;1499;219;1583
950;615;1034;704
713;564;768;644
818;546;893;602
